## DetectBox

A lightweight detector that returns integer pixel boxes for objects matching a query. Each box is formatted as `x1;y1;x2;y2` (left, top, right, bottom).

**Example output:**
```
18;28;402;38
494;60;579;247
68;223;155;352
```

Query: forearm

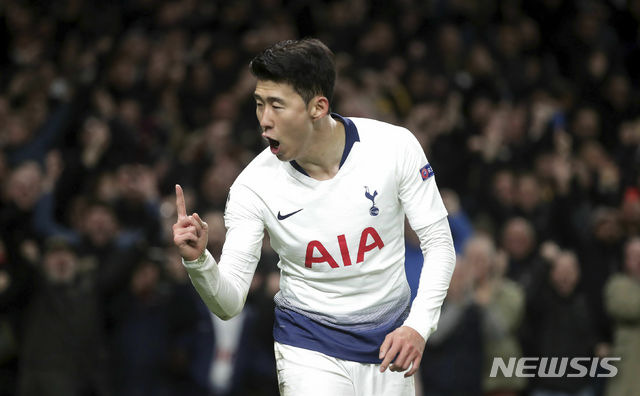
403;217;456;340
183;248;257;320
33;192;80;243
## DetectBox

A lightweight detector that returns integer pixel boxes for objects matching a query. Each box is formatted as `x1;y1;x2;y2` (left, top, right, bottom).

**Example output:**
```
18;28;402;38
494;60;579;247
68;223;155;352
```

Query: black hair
249;38;336;106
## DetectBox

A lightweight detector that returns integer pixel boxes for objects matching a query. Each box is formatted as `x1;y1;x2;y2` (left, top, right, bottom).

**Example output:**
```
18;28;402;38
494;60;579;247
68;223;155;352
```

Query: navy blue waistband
272;305;408;364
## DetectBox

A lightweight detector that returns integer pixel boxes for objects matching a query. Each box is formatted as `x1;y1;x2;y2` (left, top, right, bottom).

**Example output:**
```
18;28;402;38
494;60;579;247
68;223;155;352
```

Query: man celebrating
173;38;455;395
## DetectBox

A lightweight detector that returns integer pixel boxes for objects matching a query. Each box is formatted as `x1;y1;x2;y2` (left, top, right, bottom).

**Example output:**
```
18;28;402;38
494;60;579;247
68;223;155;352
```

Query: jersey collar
290;113;360;177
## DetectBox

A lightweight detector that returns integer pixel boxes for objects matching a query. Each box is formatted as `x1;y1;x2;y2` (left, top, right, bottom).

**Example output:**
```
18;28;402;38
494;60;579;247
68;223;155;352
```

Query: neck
296;115;345;180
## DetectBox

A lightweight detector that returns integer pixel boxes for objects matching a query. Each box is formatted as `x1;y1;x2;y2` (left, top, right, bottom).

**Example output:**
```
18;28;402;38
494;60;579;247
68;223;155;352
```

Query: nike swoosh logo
277;208;303;220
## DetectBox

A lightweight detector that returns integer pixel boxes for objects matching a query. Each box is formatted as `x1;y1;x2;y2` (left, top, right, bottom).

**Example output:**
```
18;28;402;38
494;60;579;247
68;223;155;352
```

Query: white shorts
274;342;415;396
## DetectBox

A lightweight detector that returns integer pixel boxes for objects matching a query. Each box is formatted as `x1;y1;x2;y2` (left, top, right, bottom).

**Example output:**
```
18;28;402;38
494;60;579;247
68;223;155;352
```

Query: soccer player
173;38;456;396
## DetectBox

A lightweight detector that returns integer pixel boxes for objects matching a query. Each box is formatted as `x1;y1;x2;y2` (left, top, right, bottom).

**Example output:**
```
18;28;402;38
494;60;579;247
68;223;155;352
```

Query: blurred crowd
0;0;639;395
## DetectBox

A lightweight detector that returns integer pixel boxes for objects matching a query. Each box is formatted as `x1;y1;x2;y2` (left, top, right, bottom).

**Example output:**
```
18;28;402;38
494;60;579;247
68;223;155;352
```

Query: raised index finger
175;184;187;219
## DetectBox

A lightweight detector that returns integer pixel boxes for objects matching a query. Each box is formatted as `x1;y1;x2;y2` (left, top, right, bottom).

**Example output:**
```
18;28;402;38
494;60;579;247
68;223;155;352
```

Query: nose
258;106;273;132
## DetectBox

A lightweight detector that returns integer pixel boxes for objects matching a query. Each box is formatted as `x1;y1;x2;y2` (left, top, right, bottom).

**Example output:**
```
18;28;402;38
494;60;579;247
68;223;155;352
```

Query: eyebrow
253;93;286;105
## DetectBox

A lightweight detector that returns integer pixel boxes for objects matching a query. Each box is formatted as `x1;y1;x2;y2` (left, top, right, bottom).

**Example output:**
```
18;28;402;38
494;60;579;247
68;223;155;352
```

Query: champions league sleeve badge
364;186;379;216
420;163;435;180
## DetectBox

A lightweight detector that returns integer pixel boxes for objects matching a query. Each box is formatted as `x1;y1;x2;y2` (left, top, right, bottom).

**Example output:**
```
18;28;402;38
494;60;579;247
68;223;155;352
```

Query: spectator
0;161;45;266
111;163;165;246
420;256;483;396
619;187;640;236
33;181;142;314
577;207;624;346
603;236;640;396
465;234;527;396
163;245;214;396
0;235;32;396
108;256;173;396
479;169;518;233
17;236;111;396
500;216;541;288
524;250;598;396
198;157;242;212
514;172;552;242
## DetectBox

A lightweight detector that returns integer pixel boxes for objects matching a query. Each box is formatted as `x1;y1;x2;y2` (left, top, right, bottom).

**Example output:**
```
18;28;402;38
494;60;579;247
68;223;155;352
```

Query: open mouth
267;137;280;153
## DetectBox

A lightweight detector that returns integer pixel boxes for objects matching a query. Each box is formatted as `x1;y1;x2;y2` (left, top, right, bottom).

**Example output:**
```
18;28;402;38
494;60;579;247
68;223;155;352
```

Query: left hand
379;326;425;377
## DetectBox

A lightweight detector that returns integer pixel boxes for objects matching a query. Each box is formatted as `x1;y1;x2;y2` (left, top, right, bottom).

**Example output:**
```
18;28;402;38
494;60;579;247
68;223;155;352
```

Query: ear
309;96;330;120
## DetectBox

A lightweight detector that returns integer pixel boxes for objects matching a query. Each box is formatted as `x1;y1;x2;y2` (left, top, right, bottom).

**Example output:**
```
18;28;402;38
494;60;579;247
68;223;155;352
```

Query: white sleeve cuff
182;249;211;268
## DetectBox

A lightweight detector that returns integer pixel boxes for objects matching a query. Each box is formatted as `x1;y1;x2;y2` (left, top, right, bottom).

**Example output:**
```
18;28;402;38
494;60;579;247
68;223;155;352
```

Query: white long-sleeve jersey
184;114;456;363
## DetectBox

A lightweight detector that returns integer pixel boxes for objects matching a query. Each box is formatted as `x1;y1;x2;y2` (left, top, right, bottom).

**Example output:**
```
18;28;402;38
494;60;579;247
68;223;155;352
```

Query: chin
275;152;290;162
271;147;291;161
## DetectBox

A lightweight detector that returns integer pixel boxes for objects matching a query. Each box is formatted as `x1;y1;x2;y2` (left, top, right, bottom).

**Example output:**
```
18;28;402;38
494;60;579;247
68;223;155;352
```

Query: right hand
172;184;208;261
